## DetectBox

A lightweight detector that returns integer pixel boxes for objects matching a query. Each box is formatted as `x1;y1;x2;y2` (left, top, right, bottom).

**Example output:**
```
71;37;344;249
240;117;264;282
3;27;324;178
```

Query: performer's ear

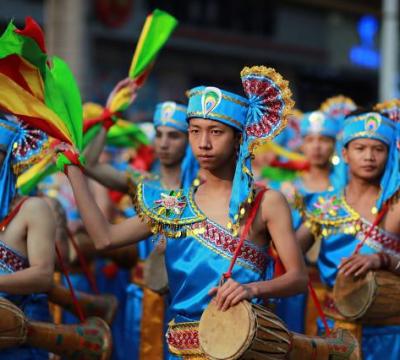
342;145;349;164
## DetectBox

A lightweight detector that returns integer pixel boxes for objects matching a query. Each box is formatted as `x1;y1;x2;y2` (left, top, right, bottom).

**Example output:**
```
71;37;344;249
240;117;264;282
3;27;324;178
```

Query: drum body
199;301;360;360
333;270;400;322
0;298;27;349
199;301;291;359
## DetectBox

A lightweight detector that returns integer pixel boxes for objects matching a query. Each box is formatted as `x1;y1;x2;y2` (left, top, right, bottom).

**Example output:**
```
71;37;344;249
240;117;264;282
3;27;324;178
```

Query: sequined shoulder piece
128;179;205;236
296;190;360;239
303;190;359;225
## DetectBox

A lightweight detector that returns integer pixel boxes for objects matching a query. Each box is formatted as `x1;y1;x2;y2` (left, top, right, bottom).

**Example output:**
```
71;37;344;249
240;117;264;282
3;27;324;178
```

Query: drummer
83;92;198;357
296;107;400;359
60;65;307;359
0;117;56;359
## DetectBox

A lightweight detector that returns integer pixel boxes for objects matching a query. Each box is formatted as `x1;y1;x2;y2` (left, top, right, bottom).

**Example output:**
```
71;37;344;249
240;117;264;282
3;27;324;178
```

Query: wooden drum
0;298;27;349
199;301;361;360
333;270;400;323
199;301;291;359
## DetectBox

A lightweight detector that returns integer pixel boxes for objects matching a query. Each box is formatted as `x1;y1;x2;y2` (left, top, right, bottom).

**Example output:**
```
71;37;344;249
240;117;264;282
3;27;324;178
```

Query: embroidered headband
153;101;188;132
343;112;395;146
300;111;339;138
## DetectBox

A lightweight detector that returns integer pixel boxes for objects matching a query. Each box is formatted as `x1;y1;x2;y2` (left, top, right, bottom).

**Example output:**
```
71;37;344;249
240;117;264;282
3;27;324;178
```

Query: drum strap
353;201;390;255
66;228;99;294
0;197;28;231
55;243;86;322
223;187;267;280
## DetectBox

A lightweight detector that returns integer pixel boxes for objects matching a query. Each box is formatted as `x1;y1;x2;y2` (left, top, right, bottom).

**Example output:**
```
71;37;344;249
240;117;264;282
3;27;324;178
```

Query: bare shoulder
260;189;289;209
259;189;291;221
21;197;54;222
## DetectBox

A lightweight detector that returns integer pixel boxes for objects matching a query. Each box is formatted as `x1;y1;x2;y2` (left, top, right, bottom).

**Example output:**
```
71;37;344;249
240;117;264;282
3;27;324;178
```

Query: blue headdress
300;111;339;138
319;95;357;130
153;101;198;189
187;66;294;233
317;95;358;189
342;108;399;211
153;101;188;133
0;117;48;220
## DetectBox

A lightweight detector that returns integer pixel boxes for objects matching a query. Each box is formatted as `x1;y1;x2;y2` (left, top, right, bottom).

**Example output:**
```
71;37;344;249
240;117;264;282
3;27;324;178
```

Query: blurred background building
0;0;397;121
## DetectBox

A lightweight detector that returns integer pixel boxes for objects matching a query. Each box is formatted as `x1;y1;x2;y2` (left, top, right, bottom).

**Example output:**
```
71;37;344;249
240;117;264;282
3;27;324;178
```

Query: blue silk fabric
133;181;274;358
0;240;50;359
302;189;400;358
95;259;131;360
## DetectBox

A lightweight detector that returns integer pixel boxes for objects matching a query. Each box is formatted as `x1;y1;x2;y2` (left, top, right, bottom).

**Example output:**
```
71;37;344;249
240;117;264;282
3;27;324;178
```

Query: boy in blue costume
84;99;197;358
0;118;55;359
297;107;400;359
62;66;308;359
275;97;356;333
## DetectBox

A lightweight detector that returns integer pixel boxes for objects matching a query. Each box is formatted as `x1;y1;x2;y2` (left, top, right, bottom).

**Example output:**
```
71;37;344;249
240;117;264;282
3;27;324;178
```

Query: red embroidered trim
0;243;28;272
191;220;267;272
360;220;400;255
166;326;200;351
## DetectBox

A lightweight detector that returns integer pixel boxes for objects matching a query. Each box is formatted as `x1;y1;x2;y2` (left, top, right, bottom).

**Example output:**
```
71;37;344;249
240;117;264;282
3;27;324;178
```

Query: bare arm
0;198;56;294
83;126;129;193
253;190;308;297
296;223;315;253
66;165;151;250
212;191;308;310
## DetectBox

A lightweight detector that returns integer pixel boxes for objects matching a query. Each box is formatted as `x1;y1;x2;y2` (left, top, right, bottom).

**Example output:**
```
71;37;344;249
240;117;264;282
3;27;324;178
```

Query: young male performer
61;66;308;359
84;100;196;358
0;118;56;359
275;98;356;334
297;108;400;359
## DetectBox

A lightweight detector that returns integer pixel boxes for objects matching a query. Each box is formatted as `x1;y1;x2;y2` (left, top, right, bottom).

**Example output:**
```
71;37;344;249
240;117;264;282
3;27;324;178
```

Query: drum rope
223;187;267;280
308;280;331;336
55;243;86;322
66;228;99;294
353;202;390;255
0;197;28;230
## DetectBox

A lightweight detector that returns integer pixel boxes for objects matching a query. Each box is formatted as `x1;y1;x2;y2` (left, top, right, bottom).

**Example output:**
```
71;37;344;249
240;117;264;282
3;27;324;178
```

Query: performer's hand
208;278;256;311
106;77;138;109
338;254;380;277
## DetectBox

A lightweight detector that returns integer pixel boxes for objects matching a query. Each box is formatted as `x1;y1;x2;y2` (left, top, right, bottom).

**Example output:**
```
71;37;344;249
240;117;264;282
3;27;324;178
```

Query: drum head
199;301;255;360
334;271;376;320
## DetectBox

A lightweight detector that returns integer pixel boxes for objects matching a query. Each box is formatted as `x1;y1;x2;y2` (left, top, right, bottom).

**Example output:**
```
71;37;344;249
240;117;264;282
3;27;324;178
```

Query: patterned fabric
166;320;204;358
0;241;28;273
189;220;267;274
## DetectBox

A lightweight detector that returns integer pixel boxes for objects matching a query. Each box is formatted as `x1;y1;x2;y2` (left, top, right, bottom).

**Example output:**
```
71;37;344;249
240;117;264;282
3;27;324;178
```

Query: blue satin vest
301;189;400;360
132;181;274;324
0;240;50;359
